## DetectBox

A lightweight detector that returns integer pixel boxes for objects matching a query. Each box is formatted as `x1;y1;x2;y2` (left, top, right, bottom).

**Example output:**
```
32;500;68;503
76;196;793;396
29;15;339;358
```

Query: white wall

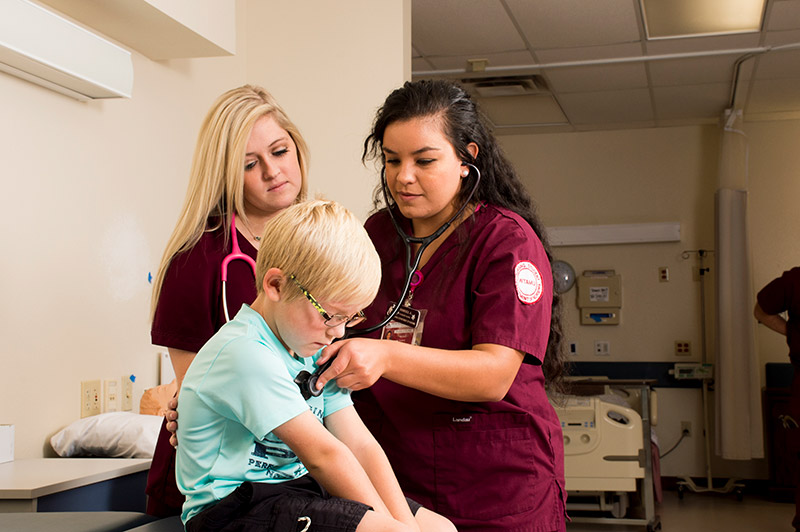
0;0;408;459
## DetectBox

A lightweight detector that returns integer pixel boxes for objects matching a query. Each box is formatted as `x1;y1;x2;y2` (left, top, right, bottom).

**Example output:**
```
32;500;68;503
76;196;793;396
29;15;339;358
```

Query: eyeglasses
289;275;366;328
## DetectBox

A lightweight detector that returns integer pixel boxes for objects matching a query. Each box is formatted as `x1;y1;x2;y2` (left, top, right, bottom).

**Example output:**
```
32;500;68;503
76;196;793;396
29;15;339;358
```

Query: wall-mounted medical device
671;363;713;380
577;270;621;325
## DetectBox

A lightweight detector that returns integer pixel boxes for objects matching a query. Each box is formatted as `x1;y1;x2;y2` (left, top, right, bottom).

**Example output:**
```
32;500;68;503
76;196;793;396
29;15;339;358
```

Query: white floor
566;488;794;532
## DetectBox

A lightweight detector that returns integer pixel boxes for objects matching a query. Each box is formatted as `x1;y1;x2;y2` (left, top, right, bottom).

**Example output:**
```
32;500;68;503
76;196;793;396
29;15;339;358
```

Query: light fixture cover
547;222;681;247
0;0;133;101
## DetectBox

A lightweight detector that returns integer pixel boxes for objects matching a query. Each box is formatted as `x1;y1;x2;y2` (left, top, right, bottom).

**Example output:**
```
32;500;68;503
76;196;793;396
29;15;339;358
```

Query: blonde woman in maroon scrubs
316;80;569;531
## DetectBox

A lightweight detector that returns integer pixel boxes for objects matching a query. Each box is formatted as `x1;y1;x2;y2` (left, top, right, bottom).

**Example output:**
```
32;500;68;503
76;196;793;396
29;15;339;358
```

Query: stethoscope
294;162;482;399
221;213;257;323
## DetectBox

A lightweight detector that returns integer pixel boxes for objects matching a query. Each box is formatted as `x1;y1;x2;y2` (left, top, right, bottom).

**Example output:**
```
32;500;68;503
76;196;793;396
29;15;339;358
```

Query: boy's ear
262;268;286;301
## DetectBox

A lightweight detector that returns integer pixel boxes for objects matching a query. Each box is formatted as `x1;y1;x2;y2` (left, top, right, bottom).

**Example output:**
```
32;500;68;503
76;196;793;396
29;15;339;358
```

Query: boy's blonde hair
256;200;381;310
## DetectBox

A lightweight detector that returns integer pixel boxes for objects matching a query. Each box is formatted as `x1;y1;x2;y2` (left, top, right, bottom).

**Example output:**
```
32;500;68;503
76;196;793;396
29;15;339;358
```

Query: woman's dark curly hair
363;79;568;392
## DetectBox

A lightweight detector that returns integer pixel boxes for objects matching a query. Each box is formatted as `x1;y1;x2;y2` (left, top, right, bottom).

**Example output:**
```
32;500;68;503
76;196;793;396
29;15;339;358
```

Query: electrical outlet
658;267;669;282
675;341;692;356
80;380;101;418
104;379;118;412
121;376;133;411
569;342;578;355
594;341;610;356
681;421;692;437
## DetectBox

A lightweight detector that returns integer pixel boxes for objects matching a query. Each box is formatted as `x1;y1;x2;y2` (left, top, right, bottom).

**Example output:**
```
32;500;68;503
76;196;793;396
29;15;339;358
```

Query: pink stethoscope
221;213;257;322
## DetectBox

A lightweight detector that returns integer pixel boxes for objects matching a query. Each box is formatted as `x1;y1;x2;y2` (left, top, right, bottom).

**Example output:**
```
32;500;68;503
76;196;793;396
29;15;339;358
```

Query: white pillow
50;412;162;458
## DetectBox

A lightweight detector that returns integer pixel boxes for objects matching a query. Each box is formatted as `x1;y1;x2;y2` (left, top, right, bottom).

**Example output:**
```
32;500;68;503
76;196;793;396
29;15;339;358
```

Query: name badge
381;302;427;346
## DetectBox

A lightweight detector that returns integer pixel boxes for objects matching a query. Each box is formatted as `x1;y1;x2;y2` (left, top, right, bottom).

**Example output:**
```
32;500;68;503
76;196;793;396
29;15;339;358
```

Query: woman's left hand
314;338;389;391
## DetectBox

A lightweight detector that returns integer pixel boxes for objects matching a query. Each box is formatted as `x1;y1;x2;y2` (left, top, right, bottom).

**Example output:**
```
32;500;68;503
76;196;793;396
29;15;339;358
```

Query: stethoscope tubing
222;213;257;323
295;163;482;398
350;162;482;336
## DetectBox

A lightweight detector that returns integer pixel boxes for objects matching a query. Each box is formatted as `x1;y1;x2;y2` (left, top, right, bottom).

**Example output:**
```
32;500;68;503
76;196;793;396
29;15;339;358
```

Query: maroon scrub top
152;220;258;353
147;219;258;516
354;204;567;531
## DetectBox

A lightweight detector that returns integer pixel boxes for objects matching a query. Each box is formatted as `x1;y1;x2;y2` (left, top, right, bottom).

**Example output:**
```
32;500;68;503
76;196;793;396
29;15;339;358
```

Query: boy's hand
165;397;179;448
315;338;388;391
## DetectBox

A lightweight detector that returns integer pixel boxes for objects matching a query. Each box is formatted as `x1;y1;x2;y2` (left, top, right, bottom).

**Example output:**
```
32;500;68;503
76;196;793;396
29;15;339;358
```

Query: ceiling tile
746;77;800;113
573;120;657;131
505;0;641;49
648;55;740;86
765;28;800;45
410;0;800;132
412;56;435;72
557;89;653;124
753;47;800;78
477;94;568;126
544;62;648;93
535;42;644;64
652;83;731;120
765;0;800;31
412;0;525;56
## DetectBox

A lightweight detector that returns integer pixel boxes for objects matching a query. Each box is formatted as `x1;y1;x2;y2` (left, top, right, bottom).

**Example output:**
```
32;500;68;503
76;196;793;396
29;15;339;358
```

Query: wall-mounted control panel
577;270;621;325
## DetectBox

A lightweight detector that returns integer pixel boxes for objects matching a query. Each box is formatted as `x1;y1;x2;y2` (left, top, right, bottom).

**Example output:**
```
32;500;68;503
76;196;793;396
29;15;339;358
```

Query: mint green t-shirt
175;304;352;524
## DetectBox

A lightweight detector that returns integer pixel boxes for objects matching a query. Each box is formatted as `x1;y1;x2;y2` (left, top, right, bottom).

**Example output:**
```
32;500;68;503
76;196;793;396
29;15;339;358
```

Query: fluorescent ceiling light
641;0;766;40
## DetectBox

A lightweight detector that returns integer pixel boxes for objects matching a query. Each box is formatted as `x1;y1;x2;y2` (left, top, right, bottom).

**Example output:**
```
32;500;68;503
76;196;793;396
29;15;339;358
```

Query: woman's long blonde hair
150;85;309;318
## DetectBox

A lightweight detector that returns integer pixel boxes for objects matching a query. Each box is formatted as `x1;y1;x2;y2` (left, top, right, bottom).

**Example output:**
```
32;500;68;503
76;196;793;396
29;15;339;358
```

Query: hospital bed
553;378;661;531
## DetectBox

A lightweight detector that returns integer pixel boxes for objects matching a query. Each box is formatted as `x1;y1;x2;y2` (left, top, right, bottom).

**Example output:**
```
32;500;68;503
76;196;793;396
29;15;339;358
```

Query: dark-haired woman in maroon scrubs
316;79;569;531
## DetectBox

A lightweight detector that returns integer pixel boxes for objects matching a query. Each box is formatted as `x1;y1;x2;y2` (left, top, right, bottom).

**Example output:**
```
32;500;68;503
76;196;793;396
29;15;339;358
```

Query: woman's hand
165;397;179;448
314;338;390;392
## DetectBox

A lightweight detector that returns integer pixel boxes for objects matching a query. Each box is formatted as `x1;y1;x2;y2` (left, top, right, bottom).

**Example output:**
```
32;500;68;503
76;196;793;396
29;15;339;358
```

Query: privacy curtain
714;110;764;460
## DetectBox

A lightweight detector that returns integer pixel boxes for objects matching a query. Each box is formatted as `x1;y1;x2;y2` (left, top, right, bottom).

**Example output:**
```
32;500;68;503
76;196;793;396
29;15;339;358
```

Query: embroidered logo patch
515;261;543;304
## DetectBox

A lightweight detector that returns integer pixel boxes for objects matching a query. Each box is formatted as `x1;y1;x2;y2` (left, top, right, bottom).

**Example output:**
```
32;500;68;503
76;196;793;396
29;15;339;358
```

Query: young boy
175;200;454;532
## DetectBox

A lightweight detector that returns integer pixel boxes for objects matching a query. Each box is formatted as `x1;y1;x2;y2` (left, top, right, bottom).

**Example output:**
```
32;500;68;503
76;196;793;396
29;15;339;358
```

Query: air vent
461;75;548;98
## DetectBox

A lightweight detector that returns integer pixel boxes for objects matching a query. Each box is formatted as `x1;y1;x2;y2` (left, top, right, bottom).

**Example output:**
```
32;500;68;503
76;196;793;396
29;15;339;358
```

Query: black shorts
186;476;421;532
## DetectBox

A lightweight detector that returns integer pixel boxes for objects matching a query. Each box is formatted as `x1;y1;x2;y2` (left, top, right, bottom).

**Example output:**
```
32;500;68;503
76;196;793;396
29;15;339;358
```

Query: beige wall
750;120;800;364
243;0;410;220
0;0;408;459
501;120;800;478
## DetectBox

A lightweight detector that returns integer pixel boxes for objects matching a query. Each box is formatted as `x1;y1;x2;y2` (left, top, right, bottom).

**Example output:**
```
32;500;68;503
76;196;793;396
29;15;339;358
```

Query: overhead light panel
641;0;766;40
547;222;681;247
0;0;133;101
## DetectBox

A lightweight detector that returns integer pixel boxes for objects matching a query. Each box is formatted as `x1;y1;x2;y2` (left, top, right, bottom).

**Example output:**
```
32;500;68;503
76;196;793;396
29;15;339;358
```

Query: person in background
755;266;800;532
147;84;309;517
315;79;569;531
176;200;455;532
